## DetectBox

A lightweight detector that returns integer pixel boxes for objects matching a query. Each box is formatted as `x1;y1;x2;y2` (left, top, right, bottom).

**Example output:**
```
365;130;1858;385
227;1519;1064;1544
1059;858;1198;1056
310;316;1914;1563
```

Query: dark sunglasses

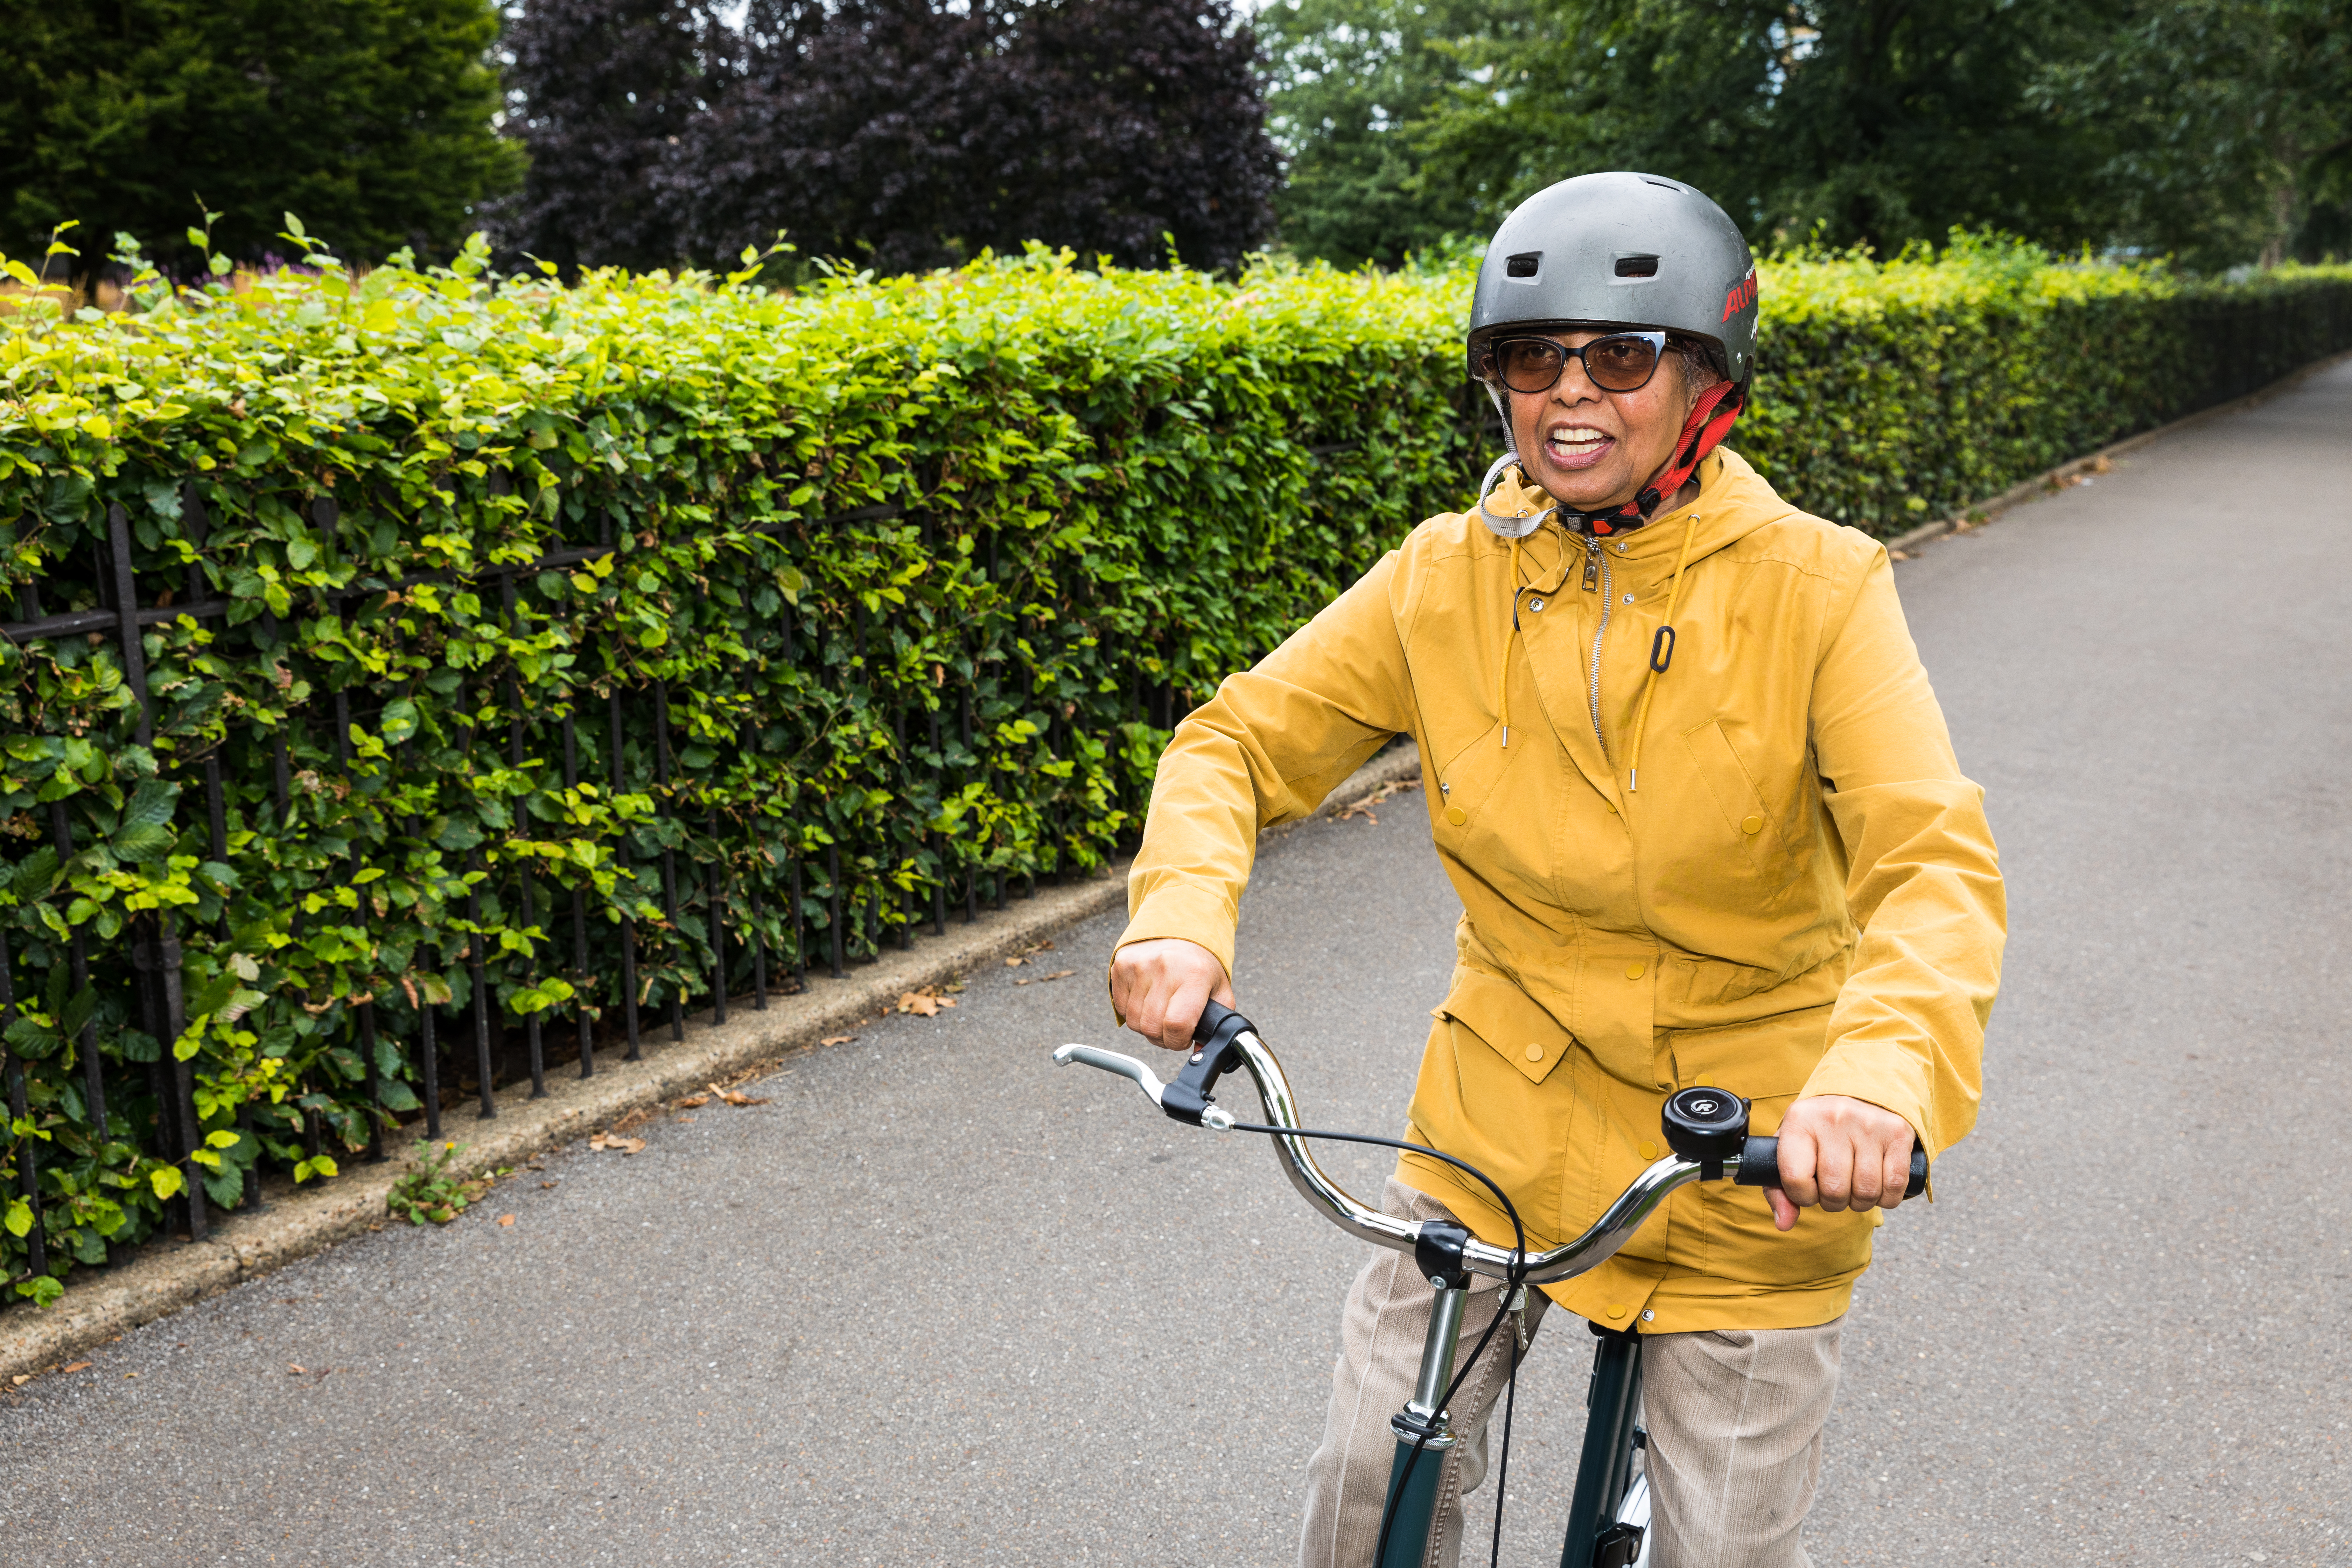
1482;330;1669;395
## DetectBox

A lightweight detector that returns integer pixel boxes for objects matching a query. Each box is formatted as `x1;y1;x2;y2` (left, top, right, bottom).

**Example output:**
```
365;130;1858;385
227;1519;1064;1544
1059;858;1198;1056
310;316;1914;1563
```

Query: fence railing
1;468;1257;1277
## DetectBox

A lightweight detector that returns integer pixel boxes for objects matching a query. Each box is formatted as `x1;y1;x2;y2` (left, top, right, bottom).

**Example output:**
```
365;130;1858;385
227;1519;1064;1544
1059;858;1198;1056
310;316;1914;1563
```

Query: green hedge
1743;237;2352;528
2;233;2348;1303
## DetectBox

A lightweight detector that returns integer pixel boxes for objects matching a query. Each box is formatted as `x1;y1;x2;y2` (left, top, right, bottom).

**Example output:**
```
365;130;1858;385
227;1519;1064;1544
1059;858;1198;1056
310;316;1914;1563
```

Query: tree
1263;0;2352;269
2036;0;2352;267
1258;0;1531;266
978;0;1280;270
1405;0;2123;259
653;0;1008;274
0;0;518;272
496;0;728;273
500;0;1278;275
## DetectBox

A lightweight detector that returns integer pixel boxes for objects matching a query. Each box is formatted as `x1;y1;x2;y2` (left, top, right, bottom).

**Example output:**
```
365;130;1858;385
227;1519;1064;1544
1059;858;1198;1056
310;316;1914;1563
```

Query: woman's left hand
1766;1094;1917;1232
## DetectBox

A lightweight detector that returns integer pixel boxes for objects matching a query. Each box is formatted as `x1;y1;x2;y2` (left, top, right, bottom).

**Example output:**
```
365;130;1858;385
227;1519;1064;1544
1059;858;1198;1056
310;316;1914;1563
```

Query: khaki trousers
1299;1180;1842;1568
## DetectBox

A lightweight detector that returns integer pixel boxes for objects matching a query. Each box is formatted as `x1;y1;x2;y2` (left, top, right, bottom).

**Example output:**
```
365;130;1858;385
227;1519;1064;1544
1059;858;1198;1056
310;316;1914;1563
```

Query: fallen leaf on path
820;1035;855;1046
9;1374;27;1386
1035;969;1075;982
588;1132;648;1155
540;1181;557;1189
496;1214;516;1227
897;988;959;1016
674;1114;696;1124
673;1094;710;1109
719;1091;769;1107
1004;957;1023;967
59;1362;91;1374
288;1365;306;1376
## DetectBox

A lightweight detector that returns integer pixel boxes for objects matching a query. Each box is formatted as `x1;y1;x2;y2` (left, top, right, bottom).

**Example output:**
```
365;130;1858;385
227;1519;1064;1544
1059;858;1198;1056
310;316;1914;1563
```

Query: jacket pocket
1665;1002;1832;1099
1436;967;1575;1086
1680;718;1793;884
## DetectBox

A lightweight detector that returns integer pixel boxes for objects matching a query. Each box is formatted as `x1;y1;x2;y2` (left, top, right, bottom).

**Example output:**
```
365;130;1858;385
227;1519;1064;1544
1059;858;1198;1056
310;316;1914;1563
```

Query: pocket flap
1436;968;1575;1086
1665;1002;1830;1099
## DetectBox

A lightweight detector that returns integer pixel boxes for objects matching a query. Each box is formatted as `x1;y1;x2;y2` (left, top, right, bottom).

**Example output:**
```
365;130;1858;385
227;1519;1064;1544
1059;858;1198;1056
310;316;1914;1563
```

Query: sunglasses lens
1586;334;1661;391
1497;339;1567;394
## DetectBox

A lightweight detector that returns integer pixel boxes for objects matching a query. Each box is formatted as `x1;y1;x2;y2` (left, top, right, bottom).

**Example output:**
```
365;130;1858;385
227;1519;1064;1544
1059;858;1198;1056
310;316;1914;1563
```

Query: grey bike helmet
1468;171;1759;535
1469;170;1757;390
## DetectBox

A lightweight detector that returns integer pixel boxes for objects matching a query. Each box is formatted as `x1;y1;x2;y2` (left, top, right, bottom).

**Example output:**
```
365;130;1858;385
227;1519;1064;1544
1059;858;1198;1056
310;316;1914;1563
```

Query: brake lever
1052;1043;1237;1130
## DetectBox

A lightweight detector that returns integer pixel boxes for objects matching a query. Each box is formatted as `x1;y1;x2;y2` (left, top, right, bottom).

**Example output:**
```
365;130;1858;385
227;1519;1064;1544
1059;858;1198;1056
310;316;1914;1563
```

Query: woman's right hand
1109;938;1236;1052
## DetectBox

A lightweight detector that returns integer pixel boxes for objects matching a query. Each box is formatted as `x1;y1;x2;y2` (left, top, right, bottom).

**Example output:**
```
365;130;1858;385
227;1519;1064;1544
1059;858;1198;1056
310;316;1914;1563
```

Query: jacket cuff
1113;882;1239;983
1796;1049;1936;1155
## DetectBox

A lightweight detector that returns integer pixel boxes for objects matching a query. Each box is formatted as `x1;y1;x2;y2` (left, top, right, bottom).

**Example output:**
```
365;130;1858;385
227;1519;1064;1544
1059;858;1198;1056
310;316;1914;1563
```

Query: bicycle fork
1375;1227;1477;1568
1374;1254;1651;1568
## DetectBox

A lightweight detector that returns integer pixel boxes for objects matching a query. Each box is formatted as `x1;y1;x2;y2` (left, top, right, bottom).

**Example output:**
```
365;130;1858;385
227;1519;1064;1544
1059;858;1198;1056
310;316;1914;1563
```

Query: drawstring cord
1626;511;1701;792
1499;536;1524;747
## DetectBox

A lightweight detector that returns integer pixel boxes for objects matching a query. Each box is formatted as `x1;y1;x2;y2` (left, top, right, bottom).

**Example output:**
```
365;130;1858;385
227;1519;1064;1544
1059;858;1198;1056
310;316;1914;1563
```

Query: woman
1109;171;2004;1567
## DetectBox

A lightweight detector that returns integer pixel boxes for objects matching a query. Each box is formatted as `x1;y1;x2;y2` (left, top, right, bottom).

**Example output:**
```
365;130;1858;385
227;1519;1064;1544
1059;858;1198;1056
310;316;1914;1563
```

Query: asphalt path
3;361;2348;1566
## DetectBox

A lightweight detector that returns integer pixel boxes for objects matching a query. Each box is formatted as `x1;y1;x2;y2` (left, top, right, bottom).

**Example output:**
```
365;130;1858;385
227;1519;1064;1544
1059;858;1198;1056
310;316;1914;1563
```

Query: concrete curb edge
0;740;1424;1381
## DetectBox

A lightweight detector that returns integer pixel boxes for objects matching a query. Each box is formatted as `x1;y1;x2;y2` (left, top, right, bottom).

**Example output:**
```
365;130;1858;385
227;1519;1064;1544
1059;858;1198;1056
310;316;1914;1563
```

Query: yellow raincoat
1115;447;2005;1332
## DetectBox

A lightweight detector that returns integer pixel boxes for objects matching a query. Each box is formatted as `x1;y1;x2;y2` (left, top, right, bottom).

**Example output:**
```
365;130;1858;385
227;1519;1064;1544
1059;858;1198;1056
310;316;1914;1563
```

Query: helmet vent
1642;177;1683;191
1505;253;1541;279
1613;255;1659;278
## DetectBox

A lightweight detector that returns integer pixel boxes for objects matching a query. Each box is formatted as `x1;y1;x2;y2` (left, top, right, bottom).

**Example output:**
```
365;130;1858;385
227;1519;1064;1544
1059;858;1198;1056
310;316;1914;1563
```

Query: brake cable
1224;1122;1532;1568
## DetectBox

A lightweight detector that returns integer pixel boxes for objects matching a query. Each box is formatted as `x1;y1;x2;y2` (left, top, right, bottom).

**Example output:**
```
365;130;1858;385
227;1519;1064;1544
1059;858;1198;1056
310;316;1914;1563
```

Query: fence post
560;704;595;1079
0;932;46;1280
608;686;642;1060
651;680;685;1041
110;503;208;1242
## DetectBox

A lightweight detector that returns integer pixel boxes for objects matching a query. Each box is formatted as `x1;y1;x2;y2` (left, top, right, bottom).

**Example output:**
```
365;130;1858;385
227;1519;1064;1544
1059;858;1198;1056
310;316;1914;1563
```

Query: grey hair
1669;334;1727;396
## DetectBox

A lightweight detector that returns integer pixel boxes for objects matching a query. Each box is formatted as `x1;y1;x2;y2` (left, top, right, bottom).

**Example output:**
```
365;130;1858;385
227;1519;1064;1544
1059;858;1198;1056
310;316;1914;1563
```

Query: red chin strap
1561;378;1748;536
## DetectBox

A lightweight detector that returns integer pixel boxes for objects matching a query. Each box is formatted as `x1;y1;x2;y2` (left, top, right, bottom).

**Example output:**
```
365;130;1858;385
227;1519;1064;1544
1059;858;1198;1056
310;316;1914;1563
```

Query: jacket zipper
1582;535;1612;758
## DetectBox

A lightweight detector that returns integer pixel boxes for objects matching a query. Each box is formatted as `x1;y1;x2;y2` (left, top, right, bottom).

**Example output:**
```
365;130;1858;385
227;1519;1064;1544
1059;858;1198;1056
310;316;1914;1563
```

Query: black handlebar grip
1163;999;1256;1126
1191;997;1249;1053
1734;1136;1928;1201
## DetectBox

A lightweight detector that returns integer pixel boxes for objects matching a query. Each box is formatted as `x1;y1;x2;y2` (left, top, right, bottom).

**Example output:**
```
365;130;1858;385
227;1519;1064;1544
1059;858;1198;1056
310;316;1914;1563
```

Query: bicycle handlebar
1053;999;1927;1286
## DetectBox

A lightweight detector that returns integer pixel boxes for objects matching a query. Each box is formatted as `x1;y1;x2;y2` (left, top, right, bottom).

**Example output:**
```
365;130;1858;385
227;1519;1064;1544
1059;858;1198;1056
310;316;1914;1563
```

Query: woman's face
1504;330;1694;513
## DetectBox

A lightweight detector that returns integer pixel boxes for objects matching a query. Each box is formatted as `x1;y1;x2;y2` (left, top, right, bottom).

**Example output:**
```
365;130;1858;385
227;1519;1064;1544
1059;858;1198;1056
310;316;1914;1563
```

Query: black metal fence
0;478;1125;1270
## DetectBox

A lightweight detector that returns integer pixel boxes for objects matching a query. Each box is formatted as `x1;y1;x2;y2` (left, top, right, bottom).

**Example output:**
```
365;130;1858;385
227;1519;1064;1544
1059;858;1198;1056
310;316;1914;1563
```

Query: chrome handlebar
1052;1028;1710;1286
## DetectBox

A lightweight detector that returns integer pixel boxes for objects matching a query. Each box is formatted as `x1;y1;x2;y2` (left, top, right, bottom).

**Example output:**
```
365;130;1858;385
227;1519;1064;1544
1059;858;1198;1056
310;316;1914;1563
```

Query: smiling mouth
1543;426;1615;469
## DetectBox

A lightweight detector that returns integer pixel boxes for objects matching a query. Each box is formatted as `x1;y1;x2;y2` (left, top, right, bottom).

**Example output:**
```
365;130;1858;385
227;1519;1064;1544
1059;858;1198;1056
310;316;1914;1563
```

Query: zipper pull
1580;537;1602;593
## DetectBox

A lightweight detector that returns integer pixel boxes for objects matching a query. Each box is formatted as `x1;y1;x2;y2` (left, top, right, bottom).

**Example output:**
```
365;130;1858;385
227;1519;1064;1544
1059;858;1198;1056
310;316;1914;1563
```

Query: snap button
1624;961;1646;980
1525;1044;1544;1063
1637;1139;1659;1160
1741;814;1763;834
1605;1303;1628;1319
1445;806;1468;826
1527;597;1545;613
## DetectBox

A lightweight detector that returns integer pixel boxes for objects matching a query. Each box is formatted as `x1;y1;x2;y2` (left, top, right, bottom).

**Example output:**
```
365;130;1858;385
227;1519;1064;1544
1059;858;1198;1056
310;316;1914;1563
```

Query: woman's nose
1549;356;1603;403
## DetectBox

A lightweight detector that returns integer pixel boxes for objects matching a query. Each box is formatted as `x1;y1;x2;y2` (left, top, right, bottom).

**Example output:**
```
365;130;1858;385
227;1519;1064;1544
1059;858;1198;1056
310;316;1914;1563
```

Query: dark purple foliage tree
494;0;730;272
498;0;1278;273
